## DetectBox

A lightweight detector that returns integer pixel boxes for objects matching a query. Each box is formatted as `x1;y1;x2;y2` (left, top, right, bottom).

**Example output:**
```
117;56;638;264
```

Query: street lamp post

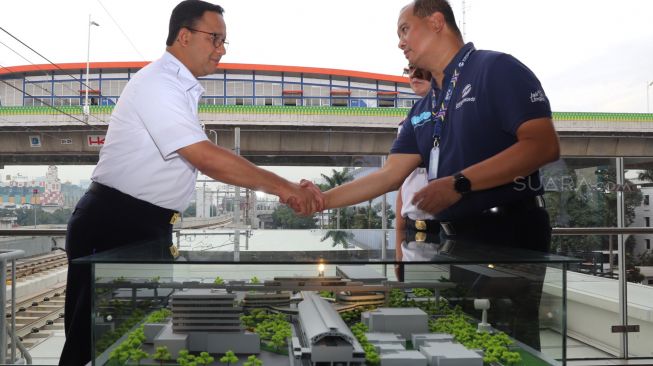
84;15;100;122
647;81;653;113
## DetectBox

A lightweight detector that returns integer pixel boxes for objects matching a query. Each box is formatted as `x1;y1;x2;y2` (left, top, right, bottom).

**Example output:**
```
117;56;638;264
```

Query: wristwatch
453;172;472;195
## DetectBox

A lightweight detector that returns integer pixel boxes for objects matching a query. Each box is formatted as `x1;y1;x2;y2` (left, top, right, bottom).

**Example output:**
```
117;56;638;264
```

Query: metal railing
0;248;30;364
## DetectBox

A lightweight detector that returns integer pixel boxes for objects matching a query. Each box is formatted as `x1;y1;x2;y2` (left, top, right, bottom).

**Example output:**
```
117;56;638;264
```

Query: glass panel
623;157;653;358
86;230;571;366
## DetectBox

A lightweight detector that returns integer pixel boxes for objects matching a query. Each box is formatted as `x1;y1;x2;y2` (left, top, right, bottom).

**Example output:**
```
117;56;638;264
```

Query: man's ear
177;28;191;46
426;12;445;33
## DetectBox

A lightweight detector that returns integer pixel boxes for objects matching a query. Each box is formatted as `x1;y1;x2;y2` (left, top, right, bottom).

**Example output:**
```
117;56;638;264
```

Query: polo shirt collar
443;42;475;78
161;51;205;93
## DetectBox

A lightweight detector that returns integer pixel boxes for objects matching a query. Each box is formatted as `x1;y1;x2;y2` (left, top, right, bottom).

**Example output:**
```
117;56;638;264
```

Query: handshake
280;179;327;216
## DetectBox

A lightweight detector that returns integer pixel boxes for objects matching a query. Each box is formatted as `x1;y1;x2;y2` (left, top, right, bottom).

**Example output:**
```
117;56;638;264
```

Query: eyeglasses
186;27;229;49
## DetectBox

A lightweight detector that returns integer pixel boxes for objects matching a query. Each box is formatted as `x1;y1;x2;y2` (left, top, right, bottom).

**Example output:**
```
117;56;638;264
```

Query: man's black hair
413;0;462;39
166;0;224;46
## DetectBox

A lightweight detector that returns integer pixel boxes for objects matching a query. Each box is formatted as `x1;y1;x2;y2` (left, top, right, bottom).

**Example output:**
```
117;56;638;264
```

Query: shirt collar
443;42;475;78
161;51;205;94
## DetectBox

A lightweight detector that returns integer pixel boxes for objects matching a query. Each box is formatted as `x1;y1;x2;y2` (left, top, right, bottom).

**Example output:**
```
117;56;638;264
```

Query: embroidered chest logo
410;111;431;127
530;90;547;103
455;83;475;109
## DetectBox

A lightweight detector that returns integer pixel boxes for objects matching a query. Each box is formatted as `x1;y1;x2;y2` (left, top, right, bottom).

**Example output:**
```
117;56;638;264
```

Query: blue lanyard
431;46;475;147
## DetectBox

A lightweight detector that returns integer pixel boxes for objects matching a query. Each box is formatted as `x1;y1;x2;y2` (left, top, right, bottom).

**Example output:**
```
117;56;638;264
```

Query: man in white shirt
60;2;321;365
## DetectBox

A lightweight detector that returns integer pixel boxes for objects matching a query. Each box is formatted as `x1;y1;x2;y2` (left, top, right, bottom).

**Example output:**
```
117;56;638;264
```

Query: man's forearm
324;154;421;209
463;118;559;191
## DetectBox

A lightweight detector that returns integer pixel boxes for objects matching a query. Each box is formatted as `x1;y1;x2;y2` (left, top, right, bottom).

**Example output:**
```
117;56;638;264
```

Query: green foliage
214;276;225;284
219;350;239;365
145;308;172;323
271;205;317;229
128;348;149;365
429;310;521;365
250;276;260;284
544;165;643;255
318;290;334;299
243;354;263;366
196;351;215;366
412;288;433;297
96;309;145;354
152;345;172;365
1;207;73;226
349;323;379;365
320;230;355;248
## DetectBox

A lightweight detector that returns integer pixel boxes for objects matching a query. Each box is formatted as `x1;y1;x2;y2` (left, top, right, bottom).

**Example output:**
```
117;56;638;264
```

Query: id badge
428;146;440;180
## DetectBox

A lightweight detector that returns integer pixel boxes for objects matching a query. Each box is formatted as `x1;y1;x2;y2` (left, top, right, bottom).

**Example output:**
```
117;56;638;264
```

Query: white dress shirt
92;52;208;212
398;123;436;221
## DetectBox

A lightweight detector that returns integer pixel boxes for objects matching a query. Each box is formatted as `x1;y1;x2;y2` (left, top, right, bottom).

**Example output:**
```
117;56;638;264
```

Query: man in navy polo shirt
301;0;560;350
304;0;559;251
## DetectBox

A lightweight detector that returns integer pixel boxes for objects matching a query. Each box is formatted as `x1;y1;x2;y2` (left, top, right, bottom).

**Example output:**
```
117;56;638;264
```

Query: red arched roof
0;62;409;83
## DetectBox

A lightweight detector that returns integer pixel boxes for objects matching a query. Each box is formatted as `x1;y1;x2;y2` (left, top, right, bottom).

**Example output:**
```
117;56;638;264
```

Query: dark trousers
445;206;551;351
59;183;174;366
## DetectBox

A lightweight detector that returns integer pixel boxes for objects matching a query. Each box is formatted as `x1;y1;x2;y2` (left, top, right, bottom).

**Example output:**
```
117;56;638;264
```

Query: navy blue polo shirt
391;42;551;220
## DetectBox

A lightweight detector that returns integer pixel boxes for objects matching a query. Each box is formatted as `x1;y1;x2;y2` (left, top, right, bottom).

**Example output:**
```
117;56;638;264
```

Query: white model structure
292;292;366;365
149;289;260;356
362;308;428;339
419;342;483;366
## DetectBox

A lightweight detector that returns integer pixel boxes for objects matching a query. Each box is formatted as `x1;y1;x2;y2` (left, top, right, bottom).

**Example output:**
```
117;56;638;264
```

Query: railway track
7;252;68;282
3;253;69;351
8;286;66;349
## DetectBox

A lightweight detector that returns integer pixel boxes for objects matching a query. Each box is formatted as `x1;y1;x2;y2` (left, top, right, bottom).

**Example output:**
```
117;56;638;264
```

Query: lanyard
431;46;475;147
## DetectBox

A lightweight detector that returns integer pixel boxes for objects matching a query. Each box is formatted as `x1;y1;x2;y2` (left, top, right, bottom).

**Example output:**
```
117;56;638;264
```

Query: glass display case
75;229;580;366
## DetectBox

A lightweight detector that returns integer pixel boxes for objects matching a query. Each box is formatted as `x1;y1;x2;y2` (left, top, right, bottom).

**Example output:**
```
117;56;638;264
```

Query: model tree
196;351;215;365
243;354;263;366
152;345;172;366
128;348;149;365
219;350;239;365
250;276;260;284
214;276;224;284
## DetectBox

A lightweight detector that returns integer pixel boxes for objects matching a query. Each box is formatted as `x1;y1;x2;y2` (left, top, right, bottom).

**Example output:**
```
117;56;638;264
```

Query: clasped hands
281;179;326;216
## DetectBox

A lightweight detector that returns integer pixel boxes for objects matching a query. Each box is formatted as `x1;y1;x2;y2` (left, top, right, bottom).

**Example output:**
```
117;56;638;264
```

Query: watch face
455;174;471;194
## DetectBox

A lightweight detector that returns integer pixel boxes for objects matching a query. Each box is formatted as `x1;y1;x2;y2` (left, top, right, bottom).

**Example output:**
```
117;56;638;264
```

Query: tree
152;345;171;366
271;205;317;229
196;351;215;366
320;230;355;248
243;354;263;366
219;350;239;365
214;276;224;284
129;348;149;365
320;168;353;229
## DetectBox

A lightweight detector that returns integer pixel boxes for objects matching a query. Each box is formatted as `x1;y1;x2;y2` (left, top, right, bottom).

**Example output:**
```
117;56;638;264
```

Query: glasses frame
186;27;229;49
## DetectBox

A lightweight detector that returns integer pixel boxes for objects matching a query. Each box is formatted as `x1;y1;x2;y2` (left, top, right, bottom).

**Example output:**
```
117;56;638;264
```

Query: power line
0;40;108;124
96;0;146;60
0;26;97;93
0;78;106;130
0;63;109;127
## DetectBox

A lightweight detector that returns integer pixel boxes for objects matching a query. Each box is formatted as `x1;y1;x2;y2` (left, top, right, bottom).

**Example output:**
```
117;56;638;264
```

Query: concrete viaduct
1;105;652;167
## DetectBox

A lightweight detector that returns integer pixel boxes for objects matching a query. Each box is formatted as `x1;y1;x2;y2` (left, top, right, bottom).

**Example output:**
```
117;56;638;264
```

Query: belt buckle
415;231;427;242
170;212;180;225
169;244;180;258
415;220;427;231
441;222;455;236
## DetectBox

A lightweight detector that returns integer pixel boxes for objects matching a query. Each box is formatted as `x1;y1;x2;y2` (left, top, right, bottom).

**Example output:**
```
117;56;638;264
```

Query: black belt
405;218;440;233
405;230;440;243
441;195;545;236
88;182;180;226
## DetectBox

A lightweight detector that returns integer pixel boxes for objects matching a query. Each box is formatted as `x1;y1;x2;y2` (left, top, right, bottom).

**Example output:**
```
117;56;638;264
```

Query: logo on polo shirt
455;83;475;109
410;111;431;126
530;90;547;103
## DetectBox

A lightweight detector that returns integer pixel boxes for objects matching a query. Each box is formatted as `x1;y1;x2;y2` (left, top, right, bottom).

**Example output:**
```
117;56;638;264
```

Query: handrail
0;249;27;364
3;227;653;237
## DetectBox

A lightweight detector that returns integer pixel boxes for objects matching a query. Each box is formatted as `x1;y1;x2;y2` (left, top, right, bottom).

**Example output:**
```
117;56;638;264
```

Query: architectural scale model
101;267;523;366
